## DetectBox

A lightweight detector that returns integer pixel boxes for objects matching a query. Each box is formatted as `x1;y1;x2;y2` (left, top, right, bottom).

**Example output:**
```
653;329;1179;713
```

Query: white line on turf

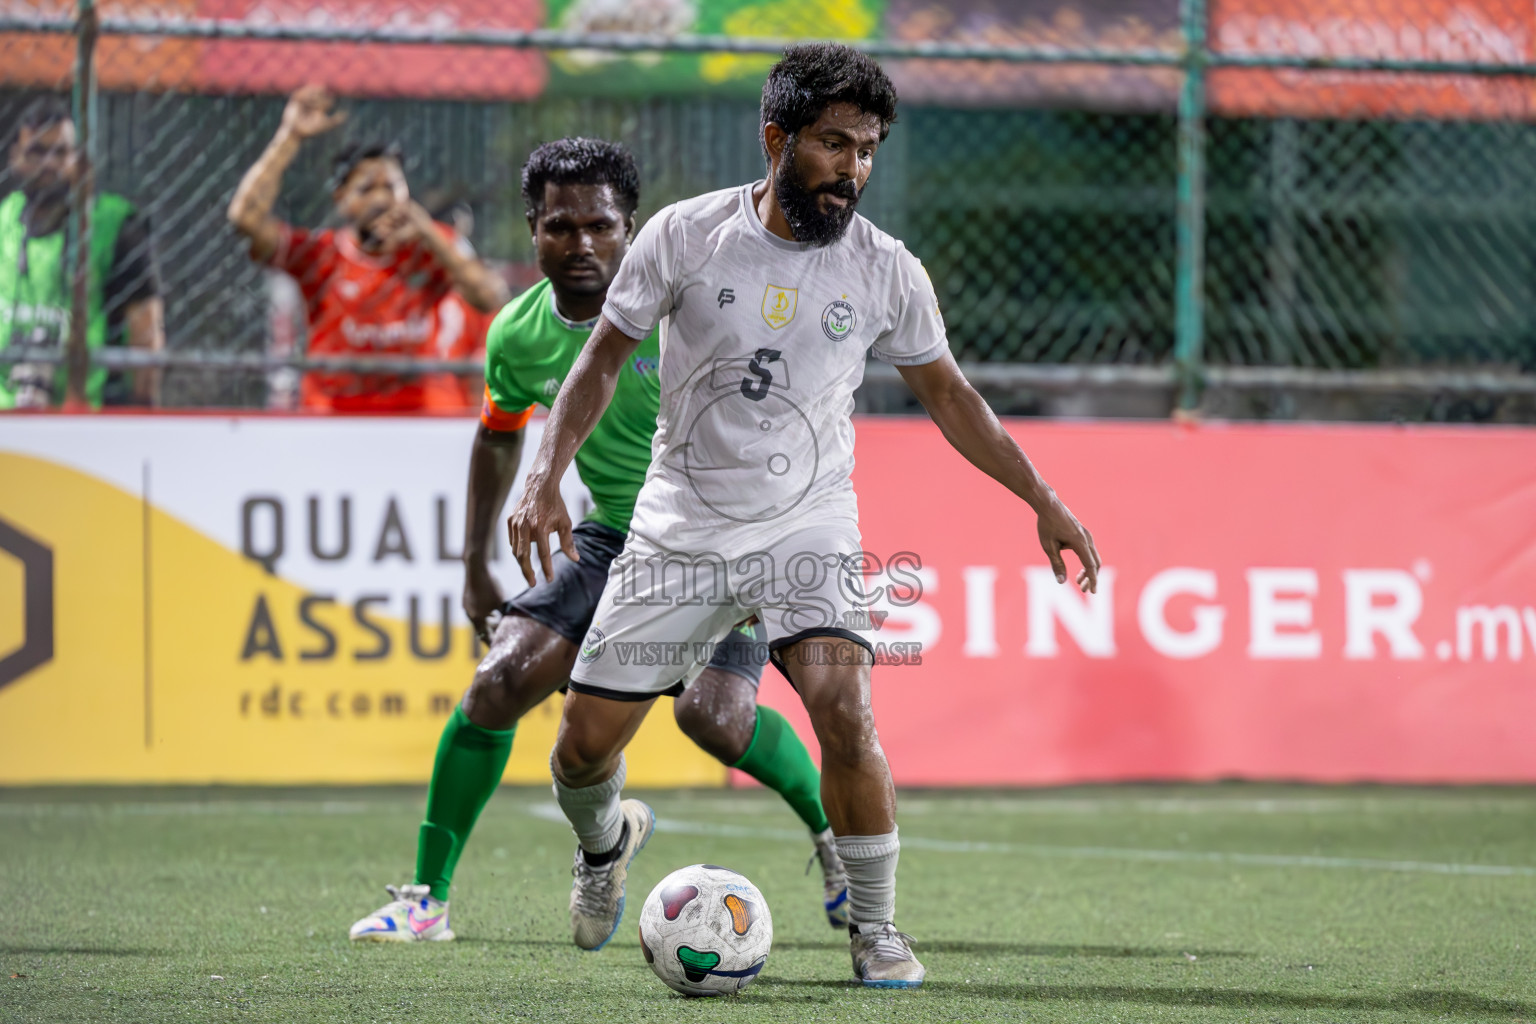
522;803;1536;878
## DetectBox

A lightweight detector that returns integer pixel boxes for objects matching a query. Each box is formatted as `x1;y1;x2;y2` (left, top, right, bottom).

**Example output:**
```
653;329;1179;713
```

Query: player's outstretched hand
1036;497;1100;594
462;558;505;645
506;480;578;588
281;84;347;139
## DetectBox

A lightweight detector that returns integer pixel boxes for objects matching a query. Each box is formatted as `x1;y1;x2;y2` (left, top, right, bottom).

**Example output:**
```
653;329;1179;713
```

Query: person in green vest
1;96;164;409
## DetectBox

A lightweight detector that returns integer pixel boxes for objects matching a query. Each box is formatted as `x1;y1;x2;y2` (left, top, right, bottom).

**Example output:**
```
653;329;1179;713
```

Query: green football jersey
483;277;660;534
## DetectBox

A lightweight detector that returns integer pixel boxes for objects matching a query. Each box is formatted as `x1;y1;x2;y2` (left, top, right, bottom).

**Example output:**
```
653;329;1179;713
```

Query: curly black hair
759;43;898;163
520;137;641;220
330;139;403;191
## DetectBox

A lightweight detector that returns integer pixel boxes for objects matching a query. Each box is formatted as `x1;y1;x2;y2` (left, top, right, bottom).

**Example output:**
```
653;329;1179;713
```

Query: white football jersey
603;181;947;556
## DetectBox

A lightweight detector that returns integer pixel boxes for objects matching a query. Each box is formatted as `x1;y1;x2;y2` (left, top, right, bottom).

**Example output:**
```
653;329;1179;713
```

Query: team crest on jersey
578;626;606;664
821;300;855;342
761;285;798;330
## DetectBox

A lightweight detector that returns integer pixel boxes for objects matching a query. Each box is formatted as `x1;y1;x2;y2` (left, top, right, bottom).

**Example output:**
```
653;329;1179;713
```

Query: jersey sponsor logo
760;285;798;330
542;378;560;396
2;303;68;329
339;315;435;348
632;356;658;377
578;625;606;663
821;299;855;342
717;288;736;309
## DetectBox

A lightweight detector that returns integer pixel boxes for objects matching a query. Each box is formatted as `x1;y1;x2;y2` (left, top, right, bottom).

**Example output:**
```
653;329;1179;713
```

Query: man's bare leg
350;614;574;942
676;667;850;928
780;638;892;835
551;691;658;950
780;636;922;987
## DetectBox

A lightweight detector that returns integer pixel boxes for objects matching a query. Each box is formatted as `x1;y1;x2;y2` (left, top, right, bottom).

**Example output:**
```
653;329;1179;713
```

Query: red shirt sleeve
267;226;337;304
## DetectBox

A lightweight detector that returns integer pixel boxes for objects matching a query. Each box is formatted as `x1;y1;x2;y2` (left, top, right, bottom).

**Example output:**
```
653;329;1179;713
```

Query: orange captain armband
480;385;536;432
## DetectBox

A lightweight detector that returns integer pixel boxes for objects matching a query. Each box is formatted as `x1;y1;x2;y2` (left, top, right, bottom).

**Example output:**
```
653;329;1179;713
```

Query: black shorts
502;520;766;690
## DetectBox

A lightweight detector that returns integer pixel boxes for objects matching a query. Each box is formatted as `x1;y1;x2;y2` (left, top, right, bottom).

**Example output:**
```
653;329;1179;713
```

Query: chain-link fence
3;0;1536;419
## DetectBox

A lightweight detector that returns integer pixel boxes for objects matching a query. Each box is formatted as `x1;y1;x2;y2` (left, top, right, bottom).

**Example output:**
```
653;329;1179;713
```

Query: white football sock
551;752;626;856
836;828;899;928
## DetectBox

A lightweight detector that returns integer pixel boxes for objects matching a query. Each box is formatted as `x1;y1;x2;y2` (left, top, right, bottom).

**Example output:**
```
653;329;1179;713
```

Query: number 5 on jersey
740;348;781;402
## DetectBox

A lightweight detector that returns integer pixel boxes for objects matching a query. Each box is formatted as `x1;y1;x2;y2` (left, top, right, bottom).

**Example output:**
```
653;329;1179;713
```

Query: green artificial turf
2;785;1533;1022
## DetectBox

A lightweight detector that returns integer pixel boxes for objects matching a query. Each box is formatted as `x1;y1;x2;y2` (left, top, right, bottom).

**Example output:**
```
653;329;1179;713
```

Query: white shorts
567;517;876;700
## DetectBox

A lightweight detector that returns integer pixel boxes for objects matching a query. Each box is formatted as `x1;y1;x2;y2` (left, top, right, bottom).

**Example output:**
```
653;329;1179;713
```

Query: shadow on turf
770;939;1251;959
752;978;1531;1016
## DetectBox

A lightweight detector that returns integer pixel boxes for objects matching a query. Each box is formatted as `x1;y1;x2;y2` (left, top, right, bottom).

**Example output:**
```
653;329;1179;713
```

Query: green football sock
732;705;829;834
414;706;515;902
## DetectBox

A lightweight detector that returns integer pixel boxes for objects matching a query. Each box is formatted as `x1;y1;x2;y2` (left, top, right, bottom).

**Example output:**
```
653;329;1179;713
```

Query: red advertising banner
747;419;1536;786
0;0;546;99
883;0;1183;111
1209;0;1536;119
6;0;1536;116
191;0;545;100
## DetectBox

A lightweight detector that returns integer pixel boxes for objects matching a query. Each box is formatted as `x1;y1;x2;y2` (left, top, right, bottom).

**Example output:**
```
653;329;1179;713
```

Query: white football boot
810;828;850;928
569;798;654;951
349;884;454;942
851;922;925;988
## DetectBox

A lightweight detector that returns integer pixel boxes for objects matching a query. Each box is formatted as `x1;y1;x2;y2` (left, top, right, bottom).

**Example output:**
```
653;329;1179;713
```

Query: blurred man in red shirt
228;86;508;412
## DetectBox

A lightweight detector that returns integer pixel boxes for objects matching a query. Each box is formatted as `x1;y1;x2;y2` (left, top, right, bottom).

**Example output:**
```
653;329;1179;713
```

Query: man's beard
774;140;860;248
20;177;69;210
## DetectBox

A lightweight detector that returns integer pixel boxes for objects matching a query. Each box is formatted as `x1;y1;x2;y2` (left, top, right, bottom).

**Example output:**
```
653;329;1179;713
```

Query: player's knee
674;681;754;764
801;680;877;764
672;688;710;738
552;730;620;787
462;656;535;730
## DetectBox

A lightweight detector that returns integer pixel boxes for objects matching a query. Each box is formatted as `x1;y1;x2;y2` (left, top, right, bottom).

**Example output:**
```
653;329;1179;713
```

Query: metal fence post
1174;0;1208;410
64;0;97;410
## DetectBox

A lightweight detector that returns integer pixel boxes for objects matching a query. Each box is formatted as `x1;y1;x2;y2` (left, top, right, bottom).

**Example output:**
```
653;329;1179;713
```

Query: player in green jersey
349;138;845;946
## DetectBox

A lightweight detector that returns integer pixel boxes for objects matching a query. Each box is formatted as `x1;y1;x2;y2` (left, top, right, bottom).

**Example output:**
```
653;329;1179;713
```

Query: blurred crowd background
4;0;1536;422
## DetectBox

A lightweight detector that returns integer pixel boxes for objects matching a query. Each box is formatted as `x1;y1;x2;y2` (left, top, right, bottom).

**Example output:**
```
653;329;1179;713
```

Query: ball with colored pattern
637;864;773;997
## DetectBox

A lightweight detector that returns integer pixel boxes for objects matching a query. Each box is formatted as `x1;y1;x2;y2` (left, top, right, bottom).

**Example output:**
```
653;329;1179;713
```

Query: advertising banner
883;0;1182;111
1209;0;1536;119
4;0;1536;115
544;0;883;97
753;417;1536;785
0;416;723;785
0;0;546;100
3;415;1535;785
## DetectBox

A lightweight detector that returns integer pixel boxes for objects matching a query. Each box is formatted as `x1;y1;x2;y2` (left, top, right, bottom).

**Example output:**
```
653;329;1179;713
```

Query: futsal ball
637;864;773;997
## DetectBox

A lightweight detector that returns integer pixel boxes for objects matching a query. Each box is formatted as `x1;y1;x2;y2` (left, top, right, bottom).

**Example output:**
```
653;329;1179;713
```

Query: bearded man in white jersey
507;43;1101;988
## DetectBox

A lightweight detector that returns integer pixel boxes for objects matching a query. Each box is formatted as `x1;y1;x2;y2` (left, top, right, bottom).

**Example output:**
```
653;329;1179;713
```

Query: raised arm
898;351;1101;592
227;85;345;262
461;423;526;641
505;316;641;585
